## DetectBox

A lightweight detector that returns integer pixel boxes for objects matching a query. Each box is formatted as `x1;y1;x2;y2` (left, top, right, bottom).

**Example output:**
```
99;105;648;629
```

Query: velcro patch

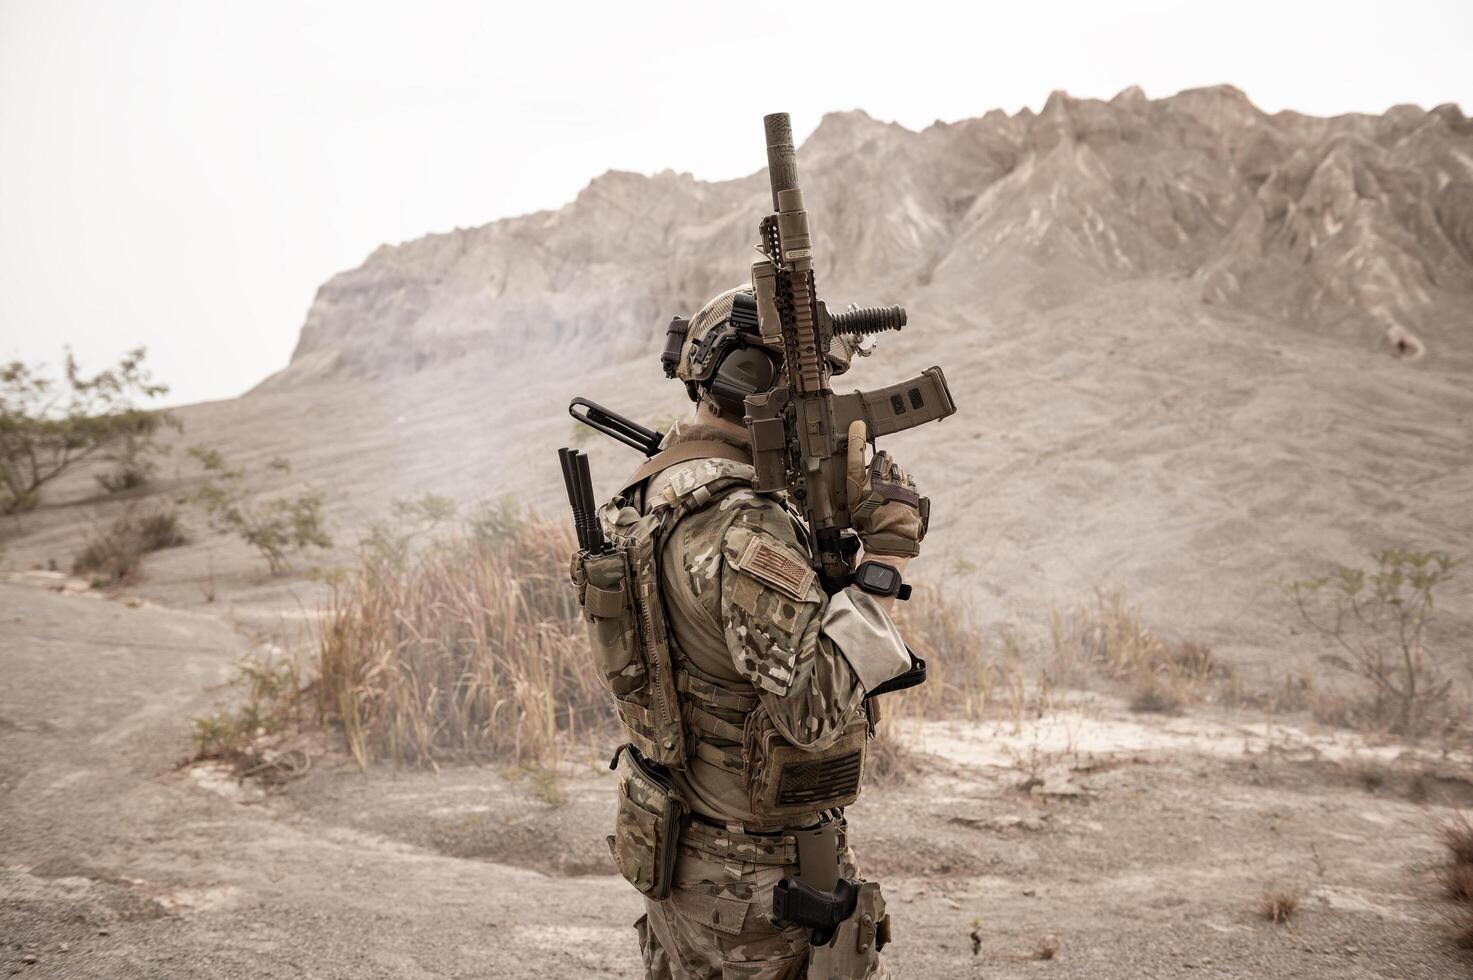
733;537;815;601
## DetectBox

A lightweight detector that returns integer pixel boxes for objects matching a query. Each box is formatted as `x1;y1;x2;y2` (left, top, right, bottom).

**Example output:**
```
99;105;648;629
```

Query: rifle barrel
763;113;799;210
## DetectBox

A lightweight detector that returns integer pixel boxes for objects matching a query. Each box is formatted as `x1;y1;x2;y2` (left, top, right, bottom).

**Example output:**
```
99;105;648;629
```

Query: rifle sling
622;440;752;495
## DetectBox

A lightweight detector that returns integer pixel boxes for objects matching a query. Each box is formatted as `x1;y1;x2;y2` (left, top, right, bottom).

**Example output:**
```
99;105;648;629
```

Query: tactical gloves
845;421;929;558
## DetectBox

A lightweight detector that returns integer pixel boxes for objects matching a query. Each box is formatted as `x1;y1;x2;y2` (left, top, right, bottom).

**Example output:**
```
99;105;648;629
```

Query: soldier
592;285;928;980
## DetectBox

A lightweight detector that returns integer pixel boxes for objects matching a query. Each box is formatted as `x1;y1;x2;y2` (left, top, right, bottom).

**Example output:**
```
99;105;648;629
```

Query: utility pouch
746;710;867;822
607;744;686;901
574;550;645;696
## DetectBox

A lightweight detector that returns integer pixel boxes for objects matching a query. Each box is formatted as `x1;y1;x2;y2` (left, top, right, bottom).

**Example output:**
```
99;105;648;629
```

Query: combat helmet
659;285;863;416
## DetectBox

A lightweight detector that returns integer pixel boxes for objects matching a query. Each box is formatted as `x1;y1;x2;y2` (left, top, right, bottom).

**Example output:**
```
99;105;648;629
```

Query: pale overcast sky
2;0;1469;405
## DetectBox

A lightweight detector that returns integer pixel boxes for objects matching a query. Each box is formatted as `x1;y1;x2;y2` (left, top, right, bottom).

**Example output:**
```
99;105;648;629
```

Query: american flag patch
734;538;815;601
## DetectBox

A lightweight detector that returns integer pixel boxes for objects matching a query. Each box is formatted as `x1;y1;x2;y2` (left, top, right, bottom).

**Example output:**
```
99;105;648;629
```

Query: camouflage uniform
626;420;908;980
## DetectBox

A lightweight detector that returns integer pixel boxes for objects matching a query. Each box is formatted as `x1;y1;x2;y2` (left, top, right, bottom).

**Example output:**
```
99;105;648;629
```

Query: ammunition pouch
745;708;867;823
607;744;687;901
571;503;687;769
573;550;644;697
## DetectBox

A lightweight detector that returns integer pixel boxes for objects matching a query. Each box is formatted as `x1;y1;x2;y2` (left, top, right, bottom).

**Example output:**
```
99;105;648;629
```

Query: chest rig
570;448;867;821
571;453;752;770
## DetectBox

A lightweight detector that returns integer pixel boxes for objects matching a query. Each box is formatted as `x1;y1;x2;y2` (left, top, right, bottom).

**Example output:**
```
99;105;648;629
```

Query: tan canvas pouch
575;551;645;696
607;745;686;900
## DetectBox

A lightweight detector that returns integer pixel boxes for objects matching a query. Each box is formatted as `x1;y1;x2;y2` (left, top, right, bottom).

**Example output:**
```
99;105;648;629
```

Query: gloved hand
844;420;929;558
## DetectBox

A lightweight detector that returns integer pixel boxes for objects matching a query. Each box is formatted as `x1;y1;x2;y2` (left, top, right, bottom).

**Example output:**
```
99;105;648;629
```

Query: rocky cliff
261;86;1473;389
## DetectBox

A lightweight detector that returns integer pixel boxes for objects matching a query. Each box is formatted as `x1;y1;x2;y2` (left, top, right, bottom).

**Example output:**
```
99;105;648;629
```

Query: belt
681;814;847;869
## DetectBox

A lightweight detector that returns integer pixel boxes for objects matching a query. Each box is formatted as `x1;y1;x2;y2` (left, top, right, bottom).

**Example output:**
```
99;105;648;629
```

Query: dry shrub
1442;813;1473;951
1287;549;1459;736
1031;936;1059;960
1453;905;1473;950
72;505;187;584
1441;812;1473;866
1443;865;1473;903
1052;590;1218;709
190;656;305;774
865;715;923;787
1357;762;1389;793
315;511;604;769
1129;672;1185;715
96;463;150;494
1255;888;1300;925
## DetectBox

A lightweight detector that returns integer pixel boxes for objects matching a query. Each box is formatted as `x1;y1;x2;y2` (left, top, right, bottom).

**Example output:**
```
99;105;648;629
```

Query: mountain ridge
259;86;1473;390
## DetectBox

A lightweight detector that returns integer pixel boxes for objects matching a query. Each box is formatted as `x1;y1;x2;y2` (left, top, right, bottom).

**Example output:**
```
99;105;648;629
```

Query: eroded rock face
262;87;1473;388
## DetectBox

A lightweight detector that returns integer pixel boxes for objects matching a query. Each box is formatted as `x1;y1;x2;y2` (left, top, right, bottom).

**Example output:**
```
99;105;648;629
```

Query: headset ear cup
706;347;777;415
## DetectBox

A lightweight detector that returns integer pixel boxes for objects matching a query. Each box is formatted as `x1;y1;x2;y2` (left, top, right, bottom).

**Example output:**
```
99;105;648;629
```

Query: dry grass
209;505;998;780
1453;906;1473;950
1441;812;1473;866
315;510;604;770
1442;864;1473;903
1129;672;1186;715
886;584;1015;722
1255;888;1300;925
865;715;926;787
1031;935;1059;960
1051;590;1220;711
200;503;1196;791
1440;811;1473;950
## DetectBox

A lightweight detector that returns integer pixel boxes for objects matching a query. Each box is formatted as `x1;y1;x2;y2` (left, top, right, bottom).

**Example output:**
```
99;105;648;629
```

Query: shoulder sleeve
717;496;865;751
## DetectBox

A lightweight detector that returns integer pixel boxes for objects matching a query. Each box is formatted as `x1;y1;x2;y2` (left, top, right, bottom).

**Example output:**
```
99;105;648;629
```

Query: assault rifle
743;112;957;591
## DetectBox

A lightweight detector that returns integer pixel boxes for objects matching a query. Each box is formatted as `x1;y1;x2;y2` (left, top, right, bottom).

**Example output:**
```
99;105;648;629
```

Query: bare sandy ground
3;573;1470;979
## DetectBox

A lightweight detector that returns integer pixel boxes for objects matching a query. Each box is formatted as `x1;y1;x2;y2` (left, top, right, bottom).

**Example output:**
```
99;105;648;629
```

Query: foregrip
831;305;906;337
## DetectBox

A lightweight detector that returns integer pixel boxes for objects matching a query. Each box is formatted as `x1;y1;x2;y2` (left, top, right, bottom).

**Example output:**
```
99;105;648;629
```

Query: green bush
188;447;332;576
1287;549;1460;734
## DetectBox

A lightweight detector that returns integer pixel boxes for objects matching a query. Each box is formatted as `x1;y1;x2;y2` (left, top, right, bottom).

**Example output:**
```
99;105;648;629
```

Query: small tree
189;447;332;575
360;493;458;568
1287;549;1460;734
0;348;174;513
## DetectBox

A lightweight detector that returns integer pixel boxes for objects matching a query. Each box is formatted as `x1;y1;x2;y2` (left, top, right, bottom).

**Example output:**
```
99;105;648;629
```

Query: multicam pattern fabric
613;421;901;979
610;750;685;899
646;424;867;831
634;841;889;980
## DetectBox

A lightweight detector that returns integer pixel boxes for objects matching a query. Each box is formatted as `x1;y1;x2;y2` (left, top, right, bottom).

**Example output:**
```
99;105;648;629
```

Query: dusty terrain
3;87;1473;977
2;571;1470;978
